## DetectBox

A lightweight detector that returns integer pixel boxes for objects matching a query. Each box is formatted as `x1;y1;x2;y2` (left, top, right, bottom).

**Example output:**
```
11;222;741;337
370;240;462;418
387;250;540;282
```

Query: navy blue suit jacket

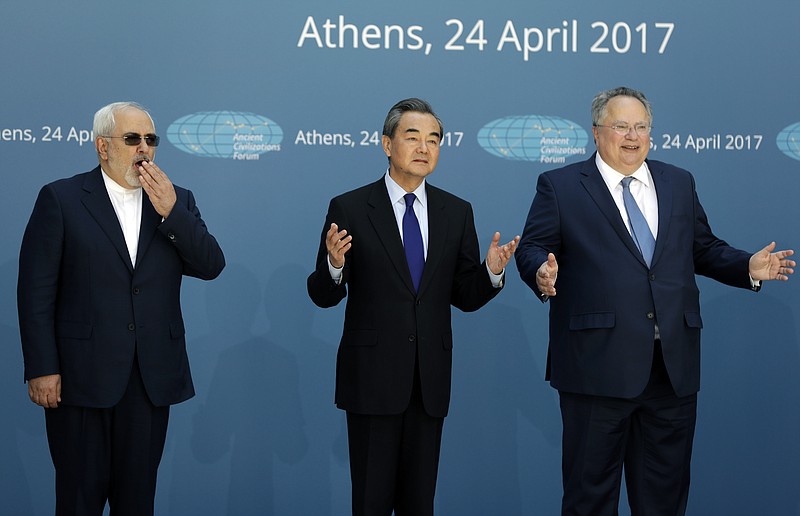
307;178;500;418
18;166;225;408
516;154;754;398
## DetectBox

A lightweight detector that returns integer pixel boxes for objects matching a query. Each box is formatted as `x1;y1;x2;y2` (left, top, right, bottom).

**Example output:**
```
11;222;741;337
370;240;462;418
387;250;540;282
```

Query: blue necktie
403;193;425;291
621;176;656;266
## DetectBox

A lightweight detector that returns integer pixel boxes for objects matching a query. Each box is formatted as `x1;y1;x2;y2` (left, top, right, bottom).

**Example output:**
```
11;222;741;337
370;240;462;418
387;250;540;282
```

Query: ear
382;134;392;158
591;126;600;144
96;136;108;161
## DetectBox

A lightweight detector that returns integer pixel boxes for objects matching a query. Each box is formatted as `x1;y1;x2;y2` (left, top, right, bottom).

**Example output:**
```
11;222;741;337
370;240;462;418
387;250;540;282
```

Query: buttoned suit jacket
18;166;225;408
307;177;501;418
515;154;754;398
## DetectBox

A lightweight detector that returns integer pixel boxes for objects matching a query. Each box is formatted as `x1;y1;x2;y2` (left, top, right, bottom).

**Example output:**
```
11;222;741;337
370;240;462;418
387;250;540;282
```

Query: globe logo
776;122;800;161
166;111;283;160
477;115;588;164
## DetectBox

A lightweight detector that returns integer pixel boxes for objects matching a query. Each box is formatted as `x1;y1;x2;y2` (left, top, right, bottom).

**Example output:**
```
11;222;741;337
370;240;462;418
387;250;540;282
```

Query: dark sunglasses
103;133;160;147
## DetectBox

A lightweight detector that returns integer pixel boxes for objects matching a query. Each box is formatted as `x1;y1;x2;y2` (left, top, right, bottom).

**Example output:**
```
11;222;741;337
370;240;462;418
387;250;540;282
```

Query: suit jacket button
133;287;140;295
649;274;656;281
128;323;136;331
168;232;176;241
408;335;416;342
646;312;655;320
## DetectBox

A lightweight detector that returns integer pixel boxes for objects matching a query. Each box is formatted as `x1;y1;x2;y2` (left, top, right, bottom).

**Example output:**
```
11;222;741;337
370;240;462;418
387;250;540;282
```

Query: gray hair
382;98;443;138
591;87;653;126
93;101;154;137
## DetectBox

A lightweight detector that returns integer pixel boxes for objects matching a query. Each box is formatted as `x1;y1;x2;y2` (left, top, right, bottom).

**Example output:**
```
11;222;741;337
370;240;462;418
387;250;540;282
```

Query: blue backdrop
2;1;798;514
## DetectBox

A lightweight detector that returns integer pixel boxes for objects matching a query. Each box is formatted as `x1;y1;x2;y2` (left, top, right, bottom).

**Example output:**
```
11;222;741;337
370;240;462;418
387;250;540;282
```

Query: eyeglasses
102;133;160;147
594;123;651;136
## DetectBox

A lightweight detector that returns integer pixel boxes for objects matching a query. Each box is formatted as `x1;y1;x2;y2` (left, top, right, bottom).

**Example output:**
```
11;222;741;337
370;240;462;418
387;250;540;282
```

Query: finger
334;235;352;251
547;253;558;271
504;236;520;250
138;162;157;183
138;169;160;194
326;227;345;245
141;160;167;182
330;232;350;247
325;228;337;245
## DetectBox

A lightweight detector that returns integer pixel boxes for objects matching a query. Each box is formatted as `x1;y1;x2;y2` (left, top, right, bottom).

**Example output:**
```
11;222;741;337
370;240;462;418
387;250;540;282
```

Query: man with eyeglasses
18;101;225;515
515;86;794;515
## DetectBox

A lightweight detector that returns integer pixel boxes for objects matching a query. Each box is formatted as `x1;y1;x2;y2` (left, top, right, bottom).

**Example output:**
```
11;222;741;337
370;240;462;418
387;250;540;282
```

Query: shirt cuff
486;262;504;288
328;255;343;285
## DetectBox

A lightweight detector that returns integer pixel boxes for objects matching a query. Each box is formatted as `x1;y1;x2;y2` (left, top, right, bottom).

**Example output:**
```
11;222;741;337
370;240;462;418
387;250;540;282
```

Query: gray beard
124;168;142;188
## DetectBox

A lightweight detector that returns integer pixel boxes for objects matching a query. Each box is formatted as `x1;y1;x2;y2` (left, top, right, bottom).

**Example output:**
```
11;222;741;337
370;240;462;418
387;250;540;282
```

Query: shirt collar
384;170;427;207
595;153;652;191
100;167;141;196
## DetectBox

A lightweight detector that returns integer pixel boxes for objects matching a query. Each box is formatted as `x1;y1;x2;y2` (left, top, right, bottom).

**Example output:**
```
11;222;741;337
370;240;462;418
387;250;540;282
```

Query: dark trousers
45;358;170;516
345;368;445;516
559;343;697;516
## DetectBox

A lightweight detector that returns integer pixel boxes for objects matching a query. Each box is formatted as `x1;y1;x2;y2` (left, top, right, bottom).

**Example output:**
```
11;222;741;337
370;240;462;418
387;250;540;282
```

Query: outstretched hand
749;241;795;281
486;232;521;275
536;253;559;297
326;223;352;269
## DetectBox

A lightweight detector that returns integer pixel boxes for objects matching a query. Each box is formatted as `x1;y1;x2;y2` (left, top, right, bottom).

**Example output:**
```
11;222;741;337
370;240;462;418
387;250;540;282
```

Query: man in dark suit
515;86;795;515
308;98;519;516
18;101;225;516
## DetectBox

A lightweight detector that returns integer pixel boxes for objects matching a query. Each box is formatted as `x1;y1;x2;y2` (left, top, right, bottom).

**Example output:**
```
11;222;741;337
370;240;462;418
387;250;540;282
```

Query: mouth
134;158;149;168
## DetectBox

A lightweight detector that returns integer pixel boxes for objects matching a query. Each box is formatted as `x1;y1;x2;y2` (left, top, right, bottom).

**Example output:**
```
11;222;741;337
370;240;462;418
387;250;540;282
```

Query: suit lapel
366;179;418;294
417;185;446;297
647;160;672;267
136;195;162;268
579;157;648;267
80;167;134;272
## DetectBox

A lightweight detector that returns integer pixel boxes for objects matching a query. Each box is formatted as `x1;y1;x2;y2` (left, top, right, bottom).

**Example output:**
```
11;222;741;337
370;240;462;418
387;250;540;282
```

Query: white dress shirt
101;168;142;267
595;153;658;240
329;171;503;287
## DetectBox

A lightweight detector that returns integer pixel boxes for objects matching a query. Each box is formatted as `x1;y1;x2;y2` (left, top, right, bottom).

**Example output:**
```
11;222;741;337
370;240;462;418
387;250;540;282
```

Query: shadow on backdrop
268;262;348;515
0;259;44;516
166;263;261;515
437;290;563;515
189;262;307;516
691;288;800;515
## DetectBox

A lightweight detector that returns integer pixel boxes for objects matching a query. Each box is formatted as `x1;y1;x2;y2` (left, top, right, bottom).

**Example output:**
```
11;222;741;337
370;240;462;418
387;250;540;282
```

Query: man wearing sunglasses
18;101;225;516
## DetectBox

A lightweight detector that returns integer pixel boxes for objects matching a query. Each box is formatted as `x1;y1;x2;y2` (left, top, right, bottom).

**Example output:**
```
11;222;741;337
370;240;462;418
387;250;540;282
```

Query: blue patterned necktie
403;193;425;291
621;176;656;266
